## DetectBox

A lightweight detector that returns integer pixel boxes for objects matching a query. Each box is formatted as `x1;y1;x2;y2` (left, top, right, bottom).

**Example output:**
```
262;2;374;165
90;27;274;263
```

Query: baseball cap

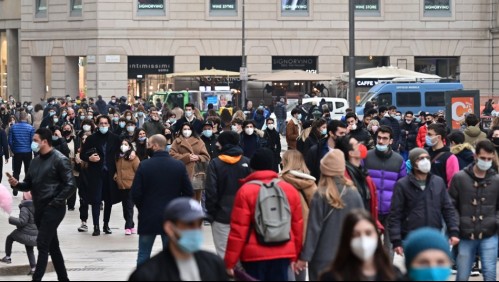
163;198;206;222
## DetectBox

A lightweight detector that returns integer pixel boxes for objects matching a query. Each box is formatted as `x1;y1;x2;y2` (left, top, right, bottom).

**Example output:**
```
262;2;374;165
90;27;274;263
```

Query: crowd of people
0;93;499;281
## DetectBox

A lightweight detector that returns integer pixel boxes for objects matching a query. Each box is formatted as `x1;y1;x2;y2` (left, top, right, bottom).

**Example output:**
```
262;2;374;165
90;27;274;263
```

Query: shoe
131;228;137;234
451;265;457;275
92;225;100;236
78;223;88;232
470;263;480;277
125;229;132;235
103;225;112;235
0;256;11;264
28;268;35;276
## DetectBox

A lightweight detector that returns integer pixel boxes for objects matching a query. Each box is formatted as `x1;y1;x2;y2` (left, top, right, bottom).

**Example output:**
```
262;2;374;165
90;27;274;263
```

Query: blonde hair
317;175;354;209
281;150;310;175
232;110;246;122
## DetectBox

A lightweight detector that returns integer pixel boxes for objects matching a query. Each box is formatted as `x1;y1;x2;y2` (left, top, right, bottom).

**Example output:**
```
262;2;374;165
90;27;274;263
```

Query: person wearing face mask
131;135;193;266
42;98;60;118
389;148;459;258
165;113;177;129
8;112;34;197
380;106;402;152
400;111;419;162
32;104;44;130
136;105;147;128
174;103;203;135
129;198;228;281
303;118;327;157
170;123;211;202
463;114;487;147
346;113;374;150
449;140;499;281
39;106;58;129
487;126;499;156
114;139;140;236
366;119;380;140
61;124;78;211
426;124;459;187
403;228;454;281
110;113;120;132
239;120;261;159
7;128;75;281
143;108;166;137
262;118;282;173
133;129;149;161
320;210;401;281
416;113;434;148
114;117;127;136
286;108;302;150
121;120;136;143
80;118;95;135
336;136;382;229
200;121;219;159
230;119;243;134
363;125;407;259
163;128;173;152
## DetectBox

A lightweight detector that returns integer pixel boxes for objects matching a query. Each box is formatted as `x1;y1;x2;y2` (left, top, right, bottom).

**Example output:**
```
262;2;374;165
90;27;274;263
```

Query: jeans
12;152;32;195
91;171;113;226
242;258;290;281
33;205;68;281
379;214;394;260
121;190;134;229
212;222;230;258
277;119;285;135
137;234;168;266
5;231;36;268
457;235;498;281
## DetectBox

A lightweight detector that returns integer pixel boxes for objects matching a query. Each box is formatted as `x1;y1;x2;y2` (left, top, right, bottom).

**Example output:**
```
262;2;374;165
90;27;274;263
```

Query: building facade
0;0;498;103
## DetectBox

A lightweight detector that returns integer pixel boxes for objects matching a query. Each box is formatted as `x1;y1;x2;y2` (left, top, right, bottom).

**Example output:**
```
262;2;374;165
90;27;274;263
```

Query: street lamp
348;0;356;110
240;0;248;107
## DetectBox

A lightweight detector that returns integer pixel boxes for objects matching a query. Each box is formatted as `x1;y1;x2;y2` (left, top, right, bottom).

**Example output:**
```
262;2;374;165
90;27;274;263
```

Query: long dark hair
310;118;327;139
323;210;395;281
118;139;135;160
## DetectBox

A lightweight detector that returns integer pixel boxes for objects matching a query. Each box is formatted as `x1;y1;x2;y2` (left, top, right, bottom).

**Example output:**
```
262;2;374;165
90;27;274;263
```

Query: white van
286;97;349;120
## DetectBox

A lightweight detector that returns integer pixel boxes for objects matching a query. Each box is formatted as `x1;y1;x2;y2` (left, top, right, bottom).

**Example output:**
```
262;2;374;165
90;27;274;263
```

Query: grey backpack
250;180;292;245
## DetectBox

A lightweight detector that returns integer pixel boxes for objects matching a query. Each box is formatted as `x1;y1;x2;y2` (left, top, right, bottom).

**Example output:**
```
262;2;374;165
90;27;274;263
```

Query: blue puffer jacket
8;121;35;153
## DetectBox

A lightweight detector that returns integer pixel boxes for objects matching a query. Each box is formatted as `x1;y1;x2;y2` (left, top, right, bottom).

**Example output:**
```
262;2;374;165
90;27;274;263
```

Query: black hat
250;148;275;171
202;121;213;128
217;131;240;147
163;198;206;222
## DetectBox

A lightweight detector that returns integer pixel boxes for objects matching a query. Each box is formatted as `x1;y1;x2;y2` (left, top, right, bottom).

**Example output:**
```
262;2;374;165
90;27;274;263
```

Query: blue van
356;81;464;116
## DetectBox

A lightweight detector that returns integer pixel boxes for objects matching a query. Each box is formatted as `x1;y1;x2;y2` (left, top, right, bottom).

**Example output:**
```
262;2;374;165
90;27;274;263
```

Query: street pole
348;0;356;110
240;0;248;108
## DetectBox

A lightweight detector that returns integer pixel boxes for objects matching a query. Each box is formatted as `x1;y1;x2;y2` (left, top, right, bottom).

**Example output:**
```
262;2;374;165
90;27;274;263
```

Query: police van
355;80;464;117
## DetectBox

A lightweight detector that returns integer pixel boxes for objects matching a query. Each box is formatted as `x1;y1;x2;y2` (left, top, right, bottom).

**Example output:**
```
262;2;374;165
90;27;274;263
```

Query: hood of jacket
19;200;34;209
280;170;316;191
451;143;475;155
464;126;484;138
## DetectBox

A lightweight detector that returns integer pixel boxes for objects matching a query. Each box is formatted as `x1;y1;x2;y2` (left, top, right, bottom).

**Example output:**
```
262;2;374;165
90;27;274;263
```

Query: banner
211;0;236;11
138;0;164;10
128;56;174;78
272;56;318;72
281;0;308;11
354;0;379;11
424;0;450;11
445;90;480;130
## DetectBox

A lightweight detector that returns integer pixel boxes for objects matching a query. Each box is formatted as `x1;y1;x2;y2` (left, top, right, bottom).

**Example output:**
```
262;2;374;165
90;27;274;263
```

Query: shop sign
281;0;308;11
138;0;164;10
211;0;236;11
354;0;379;11
424;0;450;10
356;79;379;87
128;56;174;79
272;56;318;72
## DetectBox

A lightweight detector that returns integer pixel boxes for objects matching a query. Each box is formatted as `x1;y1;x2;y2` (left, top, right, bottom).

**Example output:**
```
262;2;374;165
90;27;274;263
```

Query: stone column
65;56;79;98
6;29;19;101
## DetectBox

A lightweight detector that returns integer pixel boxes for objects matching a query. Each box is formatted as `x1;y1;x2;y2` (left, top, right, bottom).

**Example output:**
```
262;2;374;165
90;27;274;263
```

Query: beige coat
286;118;301;150
114;157;141;190
32;110;43;130
170;136;211;178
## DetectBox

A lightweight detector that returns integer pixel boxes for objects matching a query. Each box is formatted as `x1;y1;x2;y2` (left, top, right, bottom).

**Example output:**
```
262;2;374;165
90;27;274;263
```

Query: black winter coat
201;134;220;159
303;132;322;158
449;166;499;240
305;139;328;184
16;149;76;209
399;121;419;152
129;248;229;281
205;146;251;224
52;137;70;158
131;151;193;235
389;173;459;248
380;117;401;151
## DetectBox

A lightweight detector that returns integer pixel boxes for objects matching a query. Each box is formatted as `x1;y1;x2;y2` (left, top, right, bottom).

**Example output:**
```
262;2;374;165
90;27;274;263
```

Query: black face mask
165;133;172;140
426;121;433;126
147;148;155;158
492;138;499;146
62;130;72;137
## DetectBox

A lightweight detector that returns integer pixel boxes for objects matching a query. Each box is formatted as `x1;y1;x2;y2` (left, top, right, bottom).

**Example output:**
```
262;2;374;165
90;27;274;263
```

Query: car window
335;101;345;111
374;93;392;107
425;92;445;107
396;92;421;107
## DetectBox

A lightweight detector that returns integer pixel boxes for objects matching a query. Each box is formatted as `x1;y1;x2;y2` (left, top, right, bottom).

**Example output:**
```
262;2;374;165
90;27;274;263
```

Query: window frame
277;0;313;21
69;0;83;18
395;92;422;107
208;0;238;17
35;0;48;19
425;91;446;107
375;92;392;108
420;0;454;20
133;0;169;20
354;0;382;18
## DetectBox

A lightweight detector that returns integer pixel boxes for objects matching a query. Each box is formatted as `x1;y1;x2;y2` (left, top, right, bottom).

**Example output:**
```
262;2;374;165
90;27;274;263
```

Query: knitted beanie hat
217;131;240;147
320;149;346;177
409;148;429;168
250;148;274;171
403;227;451;269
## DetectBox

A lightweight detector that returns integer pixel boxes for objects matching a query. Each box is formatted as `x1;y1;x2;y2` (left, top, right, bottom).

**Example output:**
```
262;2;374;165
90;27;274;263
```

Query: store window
137;0;165;16
415;57;460;81
281;0;309;16
210;0;237;16
343;56;390;72
128;56;174;99
70;0;82;17
354;0;380;16
36;0;47;18
0;32;7;99
423;0;451;17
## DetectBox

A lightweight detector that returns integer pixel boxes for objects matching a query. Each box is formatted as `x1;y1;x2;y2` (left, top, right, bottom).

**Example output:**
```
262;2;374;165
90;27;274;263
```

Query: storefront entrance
127;56;174;101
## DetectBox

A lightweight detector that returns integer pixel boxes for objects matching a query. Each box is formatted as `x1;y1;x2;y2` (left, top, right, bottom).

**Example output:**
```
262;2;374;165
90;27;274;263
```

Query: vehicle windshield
358;92;375;106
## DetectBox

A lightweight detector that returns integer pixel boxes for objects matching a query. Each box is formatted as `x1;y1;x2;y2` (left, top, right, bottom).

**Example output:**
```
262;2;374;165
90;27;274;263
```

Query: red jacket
344;171;384;232
224;170;303;269
416;125;427;148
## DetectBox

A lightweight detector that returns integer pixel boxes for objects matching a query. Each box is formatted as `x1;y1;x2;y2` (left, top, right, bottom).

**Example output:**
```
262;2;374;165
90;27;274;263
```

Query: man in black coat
200;121;219;159
380;106;402;151
129;198;228;281
95;95;108;115
399;111;419;161
131;134;193;266
174;103;203;135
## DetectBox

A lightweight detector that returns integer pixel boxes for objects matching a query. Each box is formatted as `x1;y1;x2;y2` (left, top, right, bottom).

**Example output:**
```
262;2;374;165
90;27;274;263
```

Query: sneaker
125;229;132;235
471;263;481;277
451;265;457;275
0;256;11;264
78;223;88;232
130;228;137;234
28;268;35;276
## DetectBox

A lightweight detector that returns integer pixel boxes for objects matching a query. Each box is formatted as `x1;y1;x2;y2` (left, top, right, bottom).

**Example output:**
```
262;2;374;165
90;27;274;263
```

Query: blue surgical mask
297;114;302;120
426;136;437;147
176;229;204;254
127;126;135;133
112;117;119;122
138;112;144;117
202;130;213;138
80;115;85;120
31;141;40;153
166;144;172;152
62;112;67;118
416;118;421;123
49;111;55;116
99;127;109;134
52;136;58;141
321;129;327;135
408;267;451;281
376;144;389;152
119;122;126;128
138;137;147;142
477;159;493;171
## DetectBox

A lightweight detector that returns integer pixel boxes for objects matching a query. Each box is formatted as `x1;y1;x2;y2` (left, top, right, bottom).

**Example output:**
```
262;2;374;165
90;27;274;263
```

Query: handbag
191;161;208;191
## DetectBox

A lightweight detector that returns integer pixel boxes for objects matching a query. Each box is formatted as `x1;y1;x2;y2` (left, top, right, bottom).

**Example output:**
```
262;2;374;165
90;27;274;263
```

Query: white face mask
245;128;254;135
185;111;193;118
120;145;129;153
417;158;432;174
350;236;378;262
82;125;91;132
267;124;275;130
477;159;493;171
182;130;192;138
231;125;238;132
351;124;357;131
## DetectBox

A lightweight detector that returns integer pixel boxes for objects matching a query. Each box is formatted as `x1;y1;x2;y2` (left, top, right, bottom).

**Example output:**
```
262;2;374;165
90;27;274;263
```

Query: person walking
76;132;91;233
345;113;373;149
1;192;38;276
262;118;281;172
274;98;287;135
132;134;193;265
8;112;34;196
286;109;302;150
8;128;76;281
239;120;261;159
170;123;211;202
205;131;251;258
174;103;203;135
224;148;303;281
200;121;219;159
0;122;9;182
320;210;401;281
449;140;499;281
143;108;165;137
426;123;459;187
115;139;140;236
448;130;475;170
296;149;364;281
95;95;107;115
32;104;44;130
400;111;419;161
463;114;487;147
129;198;228;281
80;115;122;236
303;118;327;157
389;148;459;257
363;125;407;257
